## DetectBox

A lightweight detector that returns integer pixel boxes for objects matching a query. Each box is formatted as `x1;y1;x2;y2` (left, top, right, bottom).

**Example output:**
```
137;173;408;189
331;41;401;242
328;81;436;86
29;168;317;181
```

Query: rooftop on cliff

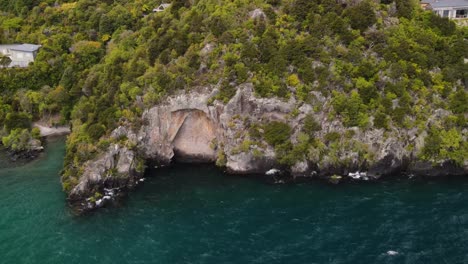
0;43;41;68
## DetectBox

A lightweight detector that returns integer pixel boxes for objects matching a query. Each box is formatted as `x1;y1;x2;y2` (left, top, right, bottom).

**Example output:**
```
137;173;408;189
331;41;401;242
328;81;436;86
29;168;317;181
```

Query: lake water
0;137;467;263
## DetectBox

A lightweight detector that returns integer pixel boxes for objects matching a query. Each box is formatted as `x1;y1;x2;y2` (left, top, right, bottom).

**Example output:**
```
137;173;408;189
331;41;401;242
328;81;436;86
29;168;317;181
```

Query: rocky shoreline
1;125;71;164
33;123;71;137
69;159;468;213
0;138;44;164
6;148;43;163
65;84;467;213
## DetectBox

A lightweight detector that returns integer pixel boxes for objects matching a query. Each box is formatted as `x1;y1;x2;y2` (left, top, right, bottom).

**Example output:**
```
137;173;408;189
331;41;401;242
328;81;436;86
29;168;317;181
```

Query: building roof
153;3;171;12
0;44;41;52
421;0;468;8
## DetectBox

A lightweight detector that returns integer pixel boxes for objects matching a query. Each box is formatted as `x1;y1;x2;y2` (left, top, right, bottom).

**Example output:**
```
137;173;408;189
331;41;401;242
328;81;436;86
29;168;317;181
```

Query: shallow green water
1;138;468;264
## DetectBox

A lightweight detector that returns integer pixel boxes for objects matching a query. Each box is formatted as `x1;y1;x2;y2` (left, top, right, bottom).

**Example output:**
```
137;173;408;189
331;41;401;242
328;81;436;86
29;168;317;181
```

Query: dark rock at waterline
2;137;44;163
68;175;145;214
291;161;318;179
408;160;467;177
7;149;43;163
367;154;408;179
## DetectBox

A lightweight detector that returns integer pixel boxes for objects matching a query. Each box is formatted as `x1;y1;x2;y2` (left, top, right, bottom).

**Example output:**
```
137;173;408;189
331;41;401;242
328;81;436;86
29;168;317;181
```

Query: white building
0;44;41;68
153;3;171;12
421;0;468;19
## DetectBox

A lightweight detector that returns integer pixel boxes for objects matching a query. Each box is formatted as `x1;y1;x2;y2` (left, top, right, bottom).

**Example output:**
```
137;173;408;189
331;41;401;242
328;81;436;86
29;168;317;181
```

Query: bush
234;63;248;83
223;52;239;67
302;114;321;136
209;14;229;37
449;88;467;114
216;150;227;167
263;121;292;146
355;77;377;104
344;1;376;31
31;127;41;139
324;132;341;144
333;90;369;127
253;73;289;98
2;128;32;151
421;127;467;165
275;141;295;165
215;80;237;103
4;112;31;132
249;124;262;139
396;0;417;19
287;74;300;87
87;124;106;140
373;108;389;130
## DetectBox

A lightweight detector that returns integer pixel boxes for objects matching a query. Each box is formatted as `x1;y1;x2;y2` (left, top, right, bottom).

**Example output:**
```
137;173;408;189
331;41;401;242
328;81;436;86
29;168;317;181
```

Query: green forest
0;0;467;189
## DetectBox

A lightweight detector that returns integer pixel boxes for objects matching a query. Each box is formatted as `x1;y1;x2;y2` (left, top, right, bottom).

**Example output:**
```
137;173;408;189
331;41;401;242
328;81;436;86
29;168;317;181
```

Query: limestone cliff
67;84;468;211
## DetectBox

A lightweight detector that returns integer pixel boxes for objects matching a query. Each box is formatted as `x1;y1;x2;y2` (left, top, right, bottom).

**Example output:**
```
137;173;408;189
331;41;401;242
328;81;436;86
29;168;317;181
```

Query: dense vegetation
0;0;467;188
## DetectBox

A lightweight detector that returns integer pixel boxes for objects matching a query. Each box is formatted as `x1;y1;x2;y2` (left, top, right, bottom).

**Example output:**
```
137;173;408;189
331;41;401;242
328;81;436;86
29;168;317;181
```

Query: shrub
396;0;417;19
249;124;262;139
1;128;32;151
374;108;389;130
253;73;289;98
355;77;377;104
302;114;321;136
31;127;41;139
324;132;341;144
234;63;248;83
344;1;376;31
209;14;229;37
287;74;300;87
223;52;239;67
4;112;31;132
275;142;296;165
449;88;467;114
252;148;263;158
215;80;237;103
421;127;467;165
333;90;369;127
216;150;227;167
87;124;106;140
263;121;292;146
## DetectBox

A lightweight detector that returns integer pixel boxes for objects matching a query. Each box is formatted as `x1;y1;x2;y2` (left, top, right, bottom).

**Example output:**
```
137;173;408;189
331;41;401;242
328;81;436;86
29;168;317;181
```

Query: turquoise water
1;138;468;264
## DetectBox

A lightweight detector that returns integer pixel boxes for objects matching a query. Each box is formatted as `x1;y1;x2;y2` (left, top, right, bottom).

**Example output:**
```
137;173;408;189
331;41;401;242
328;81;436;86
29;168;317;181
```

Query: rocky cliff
67;84;468;211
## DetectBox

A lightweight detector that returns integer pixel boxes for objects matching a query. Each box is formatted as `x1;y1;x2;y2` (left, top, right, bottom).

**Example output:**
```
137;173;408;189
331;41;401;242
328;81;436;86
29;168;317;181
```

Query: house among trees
0;44;41;68
153;3;171;12
421;0;468;19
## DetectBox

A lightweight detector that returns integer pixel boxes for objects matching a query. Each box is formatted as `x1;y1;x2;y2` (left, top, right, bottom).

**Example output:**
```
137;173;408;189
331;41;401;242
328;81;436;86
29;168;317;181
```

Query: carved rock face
171;110;217;163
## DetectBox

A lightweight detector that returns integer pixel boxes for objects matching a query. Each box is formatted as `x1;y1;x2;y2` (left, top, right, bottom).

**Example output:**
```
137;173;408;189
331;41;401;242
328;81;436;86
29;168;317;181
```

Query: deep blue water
0;138;468;263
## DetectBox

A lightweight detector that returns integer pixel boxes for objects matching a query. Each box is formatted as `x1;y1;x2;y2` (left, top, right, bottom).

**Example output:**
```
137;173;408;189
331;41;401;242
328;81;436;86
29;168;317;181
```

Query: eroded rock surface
68;84;468;211
171;110;217;162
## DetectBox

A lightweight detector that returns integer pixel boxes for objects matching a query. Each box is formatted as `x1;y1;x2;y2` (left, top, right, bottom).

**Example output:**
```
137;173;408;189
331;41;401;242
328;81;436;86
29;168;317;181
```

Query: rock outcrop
138;89;219;164
68;84;468;211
